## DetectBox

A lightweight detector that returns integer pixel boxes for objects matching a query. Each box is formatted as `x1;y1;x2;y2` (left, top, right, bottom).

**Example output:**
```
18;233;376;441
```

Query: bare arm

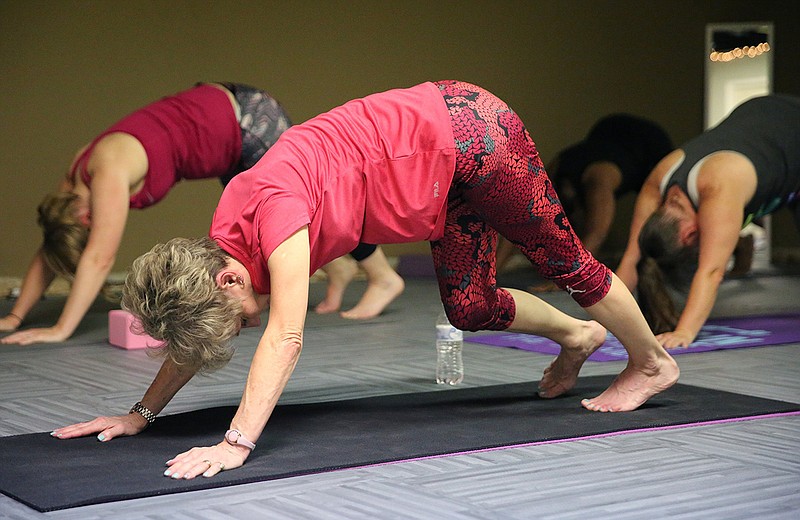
579;161;622;254
52;356;197;440
659;155;754;348
658;207;740;347
55;165;130;335
0;251;56;333
3;137;142;344
231;227;310;442
1;174;76;334
164;227;311;478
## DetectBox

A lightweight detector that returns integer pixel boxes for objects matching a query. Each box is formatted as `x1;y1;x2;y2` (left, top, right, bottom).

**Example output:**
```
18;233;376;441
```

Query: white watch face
226;429;254;448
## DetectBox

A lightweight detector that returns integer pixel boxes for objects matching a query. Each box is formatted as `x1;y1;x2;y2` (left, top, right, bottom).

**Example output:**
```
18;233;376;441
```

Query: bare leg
505;288;607;398
495;237;519;273
315;256;358;314
528;280;559;293
341;246;404;320
580;273;680;412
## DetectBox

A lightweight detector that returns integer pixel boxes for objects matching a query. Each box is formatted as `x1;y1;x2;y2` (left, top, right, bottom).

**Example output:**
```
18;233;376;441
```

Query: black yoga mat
2;375;798;512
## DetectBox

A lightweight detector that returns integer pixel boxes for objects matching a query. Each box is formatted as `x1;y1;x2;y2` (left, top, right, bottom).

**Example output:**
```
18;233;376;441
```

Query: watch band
129;401;157;424
225;429;256;450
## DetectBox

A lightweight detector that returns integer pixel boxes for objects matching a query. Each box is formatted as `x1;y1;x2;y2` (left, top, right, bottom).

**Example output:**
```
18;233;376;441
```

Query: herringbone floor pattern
1;271;798;519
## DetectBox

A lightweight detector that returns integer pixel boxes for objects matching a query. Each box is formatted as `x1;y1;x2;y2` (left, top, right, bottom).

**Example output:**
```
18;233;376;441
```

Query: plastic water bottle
436;309;464;385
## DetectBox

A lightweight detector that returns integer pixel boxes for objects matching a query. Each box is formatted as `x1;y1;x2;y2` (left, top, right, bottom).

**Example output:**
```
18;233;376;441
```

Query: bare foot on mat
581;356;680;412
538;320;607;398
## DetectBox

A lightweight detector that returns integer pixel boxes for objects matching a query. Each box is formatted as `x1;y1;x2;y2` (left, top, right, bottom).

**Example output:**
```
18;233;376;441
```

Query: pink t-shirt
70;84;241;209
210;82;455;294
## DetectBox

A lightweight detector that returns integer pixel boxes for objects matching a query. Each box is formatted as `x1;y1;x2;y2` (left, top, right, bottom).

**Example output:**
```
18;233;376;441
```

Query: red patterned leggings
431;80;611;331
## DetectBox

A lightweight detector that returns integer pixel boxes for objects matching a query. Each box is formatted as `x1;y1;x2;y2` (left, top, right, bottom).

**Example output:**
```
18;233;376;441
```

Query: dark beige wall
2;0;799;276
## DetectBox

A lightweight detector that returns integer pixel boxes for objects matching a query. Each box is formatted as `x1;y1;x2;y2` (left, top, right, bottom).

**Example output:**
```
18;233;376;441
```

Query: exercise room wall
1;0;799;277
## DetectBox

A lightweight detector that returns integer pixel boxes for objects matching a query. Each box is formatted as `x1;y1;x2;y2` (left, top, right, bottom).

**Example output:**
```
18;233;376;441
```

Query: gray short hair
121;237;242;373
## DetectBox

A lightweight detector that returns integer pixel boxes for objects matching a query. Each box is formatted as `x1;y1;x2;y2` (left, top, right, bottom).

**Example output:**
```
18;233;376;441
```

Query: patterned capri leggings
431;80;611;331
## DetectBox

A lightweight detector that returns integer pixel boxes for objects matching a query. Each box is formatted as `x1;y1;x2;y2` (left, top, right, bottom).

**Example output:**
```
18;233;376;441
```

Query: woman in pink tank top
0;84;303;344
1;83;405;345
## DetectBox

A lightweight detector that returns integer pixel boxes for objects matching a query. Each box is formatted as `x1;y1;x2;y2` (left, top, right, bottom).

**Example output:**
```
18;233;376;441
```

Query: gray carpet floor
1;268;799;519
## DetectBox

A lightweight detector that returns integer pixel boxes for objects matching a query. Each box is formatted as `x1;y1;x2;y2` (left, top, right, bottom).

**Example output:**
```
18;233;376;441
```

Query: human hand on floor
656;329;694;349
0;325;70;345
51;412;149;441
163;441;250;479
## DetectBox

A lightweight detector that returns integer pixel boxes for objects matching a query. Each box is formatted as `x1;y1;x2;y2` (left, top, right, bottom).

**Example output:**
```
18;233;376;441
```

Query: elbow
84;250;117;273
697;266;726;288
277;331;303;361
98;256;117;273
707;268;726;286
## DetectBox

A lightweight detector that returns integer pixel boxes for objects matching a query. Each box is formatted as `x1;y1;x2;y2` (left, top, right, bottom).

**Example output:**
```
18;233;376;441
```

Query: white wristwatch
225;429;256;450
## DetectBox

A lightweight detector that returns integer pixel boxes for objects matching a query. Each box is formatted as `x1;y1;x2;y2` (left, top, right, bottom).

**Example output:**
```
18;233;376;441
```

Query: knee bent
443;288;515;331
550;262;611;307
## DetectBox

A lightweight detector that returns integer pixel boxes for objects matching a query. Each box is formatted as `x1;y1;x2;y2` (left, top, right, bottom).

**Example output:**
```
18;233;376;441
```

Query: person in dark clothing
617;95;800;348
550;114;673;254
497;114;673;285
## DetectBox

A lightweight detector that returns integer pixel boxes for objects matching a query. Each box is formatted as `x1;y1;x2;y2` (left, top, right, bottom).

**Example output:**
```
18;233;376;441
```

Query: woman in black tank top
616;95;800;349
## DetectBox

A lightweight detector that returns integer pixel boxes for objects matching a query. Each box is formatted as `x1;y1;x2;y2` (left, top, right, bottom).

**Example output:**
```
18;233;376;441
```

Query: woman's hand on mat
51;414;148;441
656;329;694;349
164;443;249;479
0;326;70;345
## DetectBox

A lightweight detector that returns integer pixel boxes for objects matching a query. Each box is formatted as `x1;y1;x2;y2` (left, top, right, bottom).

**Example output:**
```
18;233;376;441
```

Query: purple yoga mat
466;314;800;361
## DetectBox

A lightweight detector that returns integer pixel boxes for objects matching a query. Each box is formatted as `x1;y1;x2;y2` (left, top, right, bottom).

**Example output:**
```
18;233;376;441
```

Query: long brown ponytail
636;209;698;334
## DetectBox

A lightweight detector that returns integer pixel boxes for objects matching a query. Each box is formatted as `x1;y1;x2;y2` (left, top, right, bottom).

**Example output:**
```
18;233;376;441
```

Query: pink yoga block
108;310;160;350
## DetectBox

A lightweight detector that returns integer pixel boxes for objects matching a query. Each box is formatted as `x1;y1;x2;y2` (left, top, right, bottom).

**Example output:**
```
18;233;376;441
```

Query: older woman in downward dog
52;80;679;480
